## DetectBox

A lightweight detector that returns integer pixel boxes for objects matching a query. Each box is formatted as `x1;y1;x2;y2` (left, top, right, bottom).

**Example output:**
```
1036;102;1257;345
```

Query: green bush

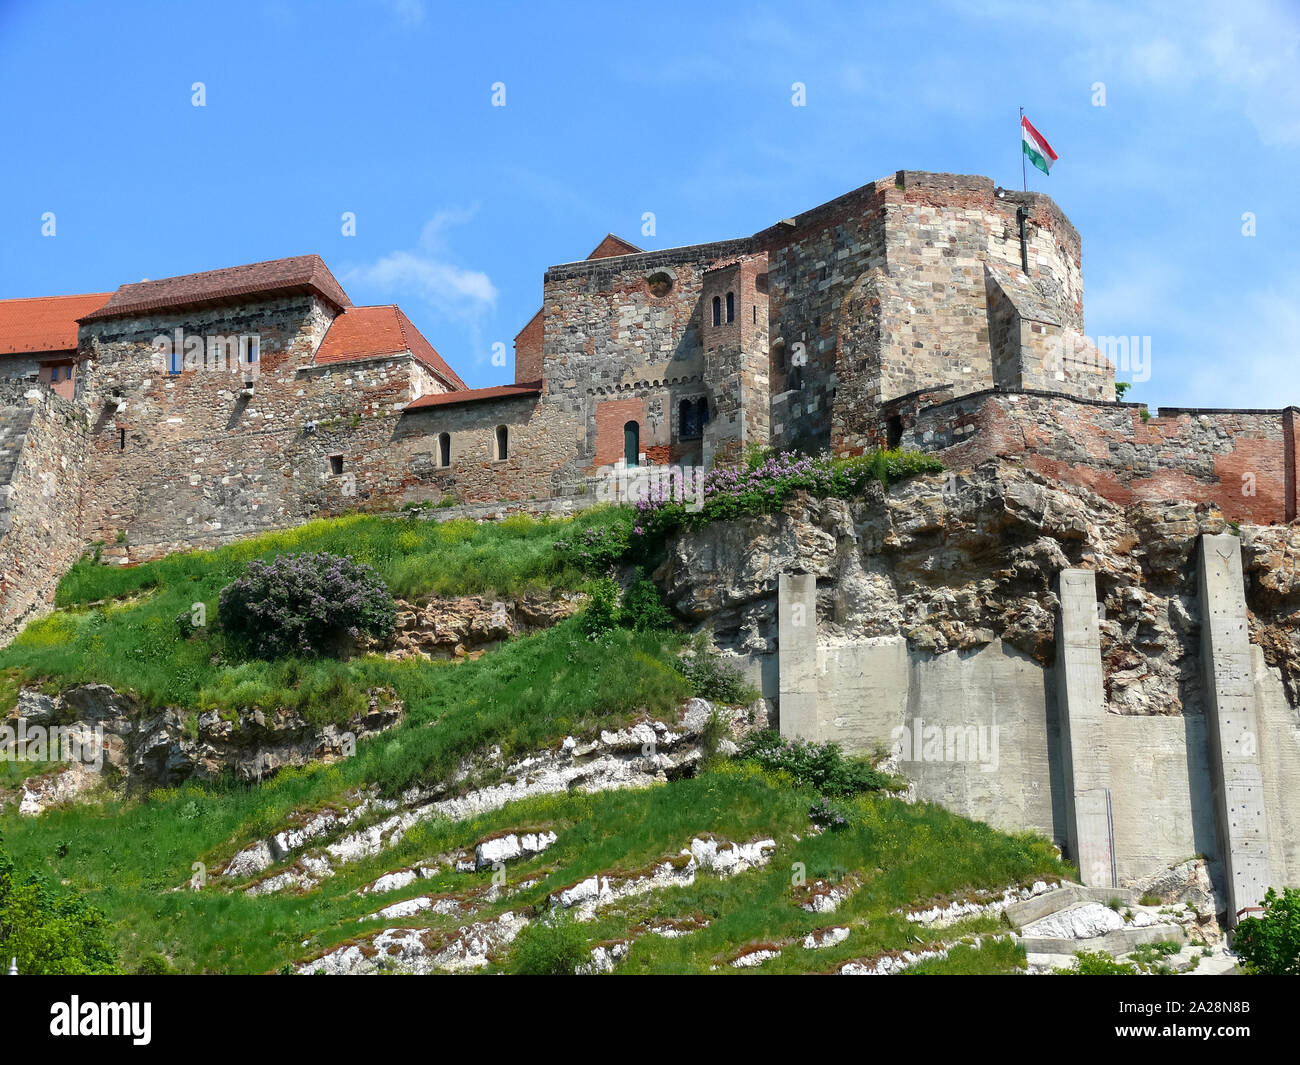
619;575;675;631
0;833;118;975
218;551;396;658
552;509;634;574
675;650;758;705
740;730;889;796
1234;886;1300;975
507;911;589;975
580;577;621;640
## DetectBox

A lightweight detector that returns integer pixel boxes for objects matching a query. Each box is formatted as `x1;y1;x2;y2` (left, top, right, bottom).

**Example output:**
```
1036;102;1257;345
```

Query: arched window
624;420;640;466
495;425;508;461
725;292;734;323
711;296;721;327
438;432;451;467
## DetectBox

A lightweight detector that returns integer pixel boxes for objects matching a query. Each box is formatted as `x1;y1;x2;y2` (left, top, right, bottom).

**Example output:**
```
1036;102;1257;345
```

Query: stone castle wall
0;382;88;640
899;390;1299;525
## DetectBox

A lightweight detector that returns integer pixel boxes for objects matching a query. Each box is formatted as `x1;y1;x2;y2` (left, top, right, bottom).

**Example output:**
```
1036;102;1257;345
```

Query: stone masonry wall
0;382;88;639
903;390;1298;524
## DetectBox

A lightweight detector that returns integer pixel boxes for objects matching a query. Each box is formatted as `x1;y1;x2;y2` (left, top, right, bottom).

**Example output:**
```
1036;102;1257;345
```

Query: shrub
676;650;758;705
1234;886;1300;975
552;509;634;574
580;577;621;641
507;911;589;975
740;730;889;796
619;575;675;631
218;551;396;659
1055;950;1137;975
0;834;118;975
809;796;850;831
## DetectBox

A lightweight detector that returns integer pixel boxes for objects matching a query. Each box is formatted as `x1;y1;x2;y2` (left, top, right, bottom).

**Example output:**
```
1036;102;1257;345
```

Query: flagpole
1020;106;1027;192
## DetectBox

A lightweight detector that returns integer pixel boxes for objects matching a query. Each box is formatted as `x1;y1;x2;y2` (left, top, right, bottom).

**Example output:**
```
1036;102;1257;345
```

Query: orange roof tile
405;381;542;411
0;292;111;355
314;305;467;390
82;254;351;322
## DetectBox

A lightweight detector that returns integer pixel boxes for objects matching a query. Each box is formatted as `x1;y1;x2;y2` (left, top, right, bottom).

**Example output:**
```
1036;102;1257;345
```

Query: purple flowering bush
218;551;396;659
630;448;942;547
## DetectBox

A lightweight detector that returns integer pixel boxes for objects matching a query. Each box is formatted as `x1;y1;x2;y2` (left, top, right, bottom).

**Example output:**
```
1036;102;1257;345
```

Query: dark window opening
330;454;344;475
438;432;451;467
752;304;757;324
725;291;734;323
119;428;126;451
696;396;709;427
886;415;904;449
711;296;721;327
679;398;704;440
495;425;508;461
624;420;640;466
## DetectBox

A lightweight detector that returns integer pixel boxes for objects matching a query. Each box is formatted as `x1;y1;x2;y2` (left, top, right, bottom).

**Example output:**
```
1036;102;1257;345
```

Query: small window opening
495;425;509;461
119;428;126;451
711;296;721;327
438;432;451;467
329;454;344;475
752;304;757;324
725;292;734;323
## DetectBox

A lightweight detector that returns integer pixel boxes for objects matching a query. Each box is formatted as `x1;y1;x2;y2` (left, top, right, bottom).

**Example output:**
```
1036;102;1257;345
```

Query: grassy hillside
0;467;1078;975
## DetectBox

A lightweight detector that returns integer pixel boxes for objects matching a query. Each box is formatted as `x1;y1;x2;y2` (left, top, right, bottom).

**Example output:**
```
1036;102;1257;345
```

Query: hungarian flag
1021;115;1057;175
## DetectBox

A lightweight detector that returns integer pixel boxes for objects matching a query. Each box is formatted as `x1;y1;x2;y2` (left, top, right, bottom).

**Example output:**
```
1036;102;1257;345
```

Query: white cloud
345;205;497;323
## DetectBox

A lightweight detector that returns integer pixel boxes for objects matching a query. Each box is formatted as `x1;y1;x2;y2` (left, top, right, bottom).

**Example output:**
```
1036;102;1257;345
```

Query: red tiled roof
0;292;112;355
314;305;467;390
81;254;351;322
587;234;643;259
405;381;542;411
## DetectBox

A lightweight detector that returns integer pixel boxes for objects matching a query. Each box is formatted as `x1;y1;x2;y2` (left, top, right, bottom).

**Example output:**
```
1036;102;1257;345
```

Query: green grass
0;759;1066;974
52;507;630;608
0;508;635;719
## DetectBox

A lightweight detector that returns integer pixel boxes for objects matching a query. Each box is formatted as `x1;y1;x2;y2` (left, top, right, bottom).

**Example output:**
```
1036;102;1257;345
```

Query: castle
2;169;1297;638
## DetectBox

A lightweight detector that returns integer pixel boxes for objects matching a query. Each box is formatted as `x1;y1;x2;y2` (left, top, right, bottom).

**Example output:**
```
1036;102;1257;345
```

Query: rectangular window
329;455;344;475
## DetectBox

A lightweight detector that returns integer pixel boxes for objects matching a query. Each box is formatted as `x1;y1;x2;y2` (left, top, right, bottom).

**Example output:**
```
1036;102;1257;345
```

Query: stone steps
1018;922;1184;958
1003;883;1137;930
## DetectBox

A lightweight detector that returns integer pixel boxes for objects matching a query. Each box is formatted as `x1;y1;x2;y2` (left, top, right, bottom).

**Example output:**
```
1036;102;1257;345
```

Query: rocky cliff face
4;683;404;813
655;458;1300;721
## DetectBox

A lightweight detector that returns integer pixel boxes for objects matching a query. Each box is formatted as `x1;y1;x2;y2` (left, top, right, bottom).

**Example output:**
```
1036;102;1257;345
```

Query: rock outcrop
4;683;403;812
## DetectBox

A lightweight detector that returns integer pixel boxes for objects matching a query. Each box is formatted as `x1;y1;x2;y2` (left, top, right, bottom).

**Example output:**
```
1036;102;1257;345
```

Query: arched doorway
623;420;640;466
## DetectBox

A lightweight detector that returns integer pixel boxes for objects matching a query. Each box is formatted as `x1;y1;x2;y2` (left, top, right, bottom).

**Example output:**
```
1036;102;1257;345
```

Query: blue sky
1;0;1296;407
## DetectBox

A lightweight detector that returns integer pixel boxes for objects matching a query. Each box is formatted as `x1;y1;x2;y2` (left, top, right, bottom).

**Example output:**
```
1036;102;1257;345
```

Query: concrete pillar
778;571;818;742
1198;533;1273;926
1056;569;1116;888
